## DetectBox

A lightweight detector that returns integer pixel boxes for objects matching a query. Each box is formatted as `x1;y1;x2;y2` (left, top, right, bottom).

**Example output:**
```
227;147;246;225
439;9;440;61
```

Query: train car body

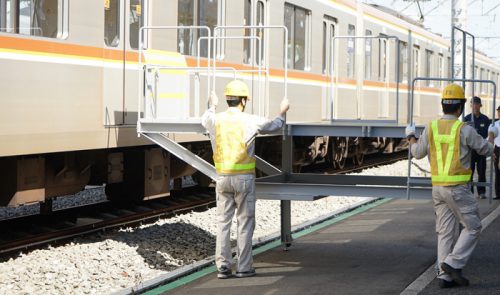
1;0;499;207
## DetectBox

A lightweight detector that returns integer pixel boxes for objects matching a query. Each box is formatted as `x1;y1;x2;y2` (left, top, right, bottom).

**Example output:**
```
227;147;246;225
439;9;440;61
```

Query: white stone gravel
0;158;430;295
0;187;107;220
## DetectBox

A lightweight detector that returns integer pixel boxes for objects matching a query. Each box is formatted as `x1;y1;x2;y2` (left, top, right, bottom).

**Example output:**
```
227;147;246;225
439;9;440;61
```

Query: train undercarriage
0;136;408;209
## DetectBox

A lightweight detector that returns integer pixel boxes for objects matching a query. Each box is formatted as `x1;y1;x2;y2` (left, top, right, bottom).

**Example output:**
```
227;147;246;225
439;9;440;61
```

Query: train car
1;0;499;208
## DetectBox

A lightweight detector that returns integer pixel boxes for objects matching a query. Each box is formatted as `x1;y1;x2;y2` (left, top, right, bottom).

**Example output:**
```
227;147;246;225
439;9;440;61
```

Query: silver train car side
1;0;499;207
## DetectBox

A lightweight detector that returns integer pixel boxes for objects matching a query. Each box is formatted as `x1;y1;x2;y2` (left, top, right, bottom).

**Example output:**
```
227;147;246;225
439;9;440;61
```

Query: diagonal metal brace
142;133;217;181
256;156;282;176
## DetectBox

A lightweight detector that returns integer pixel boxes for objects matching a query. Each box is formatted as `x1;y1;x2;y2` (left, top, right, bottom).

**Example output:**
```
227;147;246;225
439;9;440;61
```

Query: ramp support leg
281;134;293;249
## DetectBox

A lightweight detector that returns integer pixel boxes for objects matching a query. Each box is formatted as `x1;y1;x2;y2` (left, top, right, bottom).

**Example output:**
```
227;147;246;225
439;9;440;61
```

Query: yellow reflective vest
428;119;472;186
213;111;255;175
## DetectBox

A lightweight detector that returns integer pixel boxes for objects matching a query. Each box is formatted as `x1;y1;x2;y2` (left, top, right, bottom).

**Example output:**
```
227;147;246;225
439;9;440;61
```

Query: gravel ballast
0;158;430;294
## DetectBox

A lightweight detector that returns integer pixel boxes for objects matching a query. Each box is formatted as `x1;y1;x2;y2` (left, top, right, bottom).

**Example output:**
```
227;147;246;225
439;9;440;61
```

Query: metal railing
214;25;288;118
137;26;212;122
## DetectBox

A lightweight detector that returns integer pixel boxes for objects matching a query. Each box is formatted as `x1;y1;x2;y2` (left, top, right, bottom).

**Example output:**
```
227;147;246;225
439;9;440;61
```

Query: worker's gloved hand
280;98;290;114
488;124;498;137
209;91;218;107
405;124;416;139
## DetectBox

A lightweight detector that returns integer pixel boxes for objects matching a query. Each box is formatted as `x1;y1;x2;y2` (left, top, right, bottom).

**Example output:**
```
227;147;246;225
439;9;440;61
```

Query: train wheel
334;137;348;169
353;145;364;166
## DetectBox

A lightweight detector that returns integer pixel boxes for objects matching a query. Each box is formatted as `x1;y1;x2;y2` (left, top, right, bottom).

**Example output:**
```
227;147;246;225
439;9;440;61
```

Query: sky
362;0;500;61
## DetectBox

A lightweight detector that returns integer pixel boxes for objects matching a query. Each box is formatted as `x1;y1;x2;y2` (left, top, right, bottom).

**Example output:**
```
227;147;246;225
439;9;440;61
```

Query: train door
103;0;126;125
103;0;145;125
243;0;268;116
412;45;421;119
321;16;336;120
124;0;144;125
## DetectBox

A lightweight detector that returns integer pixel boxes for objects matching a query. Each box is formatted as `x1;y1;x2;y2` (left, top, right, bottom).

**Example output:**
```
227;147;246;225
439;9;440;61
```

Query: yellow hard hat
224;80;249;98
442;83;466;101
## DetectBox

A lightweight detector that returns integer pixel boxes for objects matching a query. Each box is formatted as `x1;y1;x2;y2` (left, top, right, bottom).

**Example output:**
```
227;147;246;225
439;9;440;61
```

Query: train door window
447;56;451;78
284;3;310;70
378;36;387;81
0;0;14;33
244;0;266;65
129;0;144;49
398;41;408;83
487;69;491;95
425;49;433;86
365;29;372;80
438;53;444;87
480;68;485;94
322;15;336;75
178;0;223;57
413;45;419;80
104;0;120;47
347;24;355;78
491;71;495;96
4;0;68;38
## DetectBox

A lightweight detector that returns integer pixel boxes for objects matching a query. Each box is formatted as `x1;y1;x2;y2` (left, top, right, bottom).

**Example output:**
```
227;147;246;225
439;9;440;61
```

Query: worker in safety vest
406;83;497;288
202;79;290;279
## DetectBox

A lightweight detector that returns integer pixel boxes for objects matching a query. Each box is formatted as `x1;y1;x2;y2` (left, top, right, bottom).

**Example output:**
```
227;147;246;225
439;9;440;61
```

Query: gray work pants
433;184;482;281
215;174;256;273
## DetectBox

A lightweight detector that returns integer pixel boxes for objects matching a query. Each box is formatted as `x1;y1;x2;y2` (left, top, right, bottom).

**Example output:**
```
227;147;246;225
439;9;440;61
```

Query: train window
398;41;408;83
425;49;433;86
365;30;372;80
244;0;266;65
378;36;387;81
104;0;120;47
178;0;221;57
284;3;310;70
0;0;68;38
322;15;335;75
347;24;355;78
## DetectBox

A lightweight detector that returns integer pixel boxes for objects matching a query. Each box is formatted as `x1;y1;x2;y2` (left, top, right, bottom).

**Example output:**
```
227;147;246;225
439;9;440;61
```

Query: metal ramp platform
134;25;495;247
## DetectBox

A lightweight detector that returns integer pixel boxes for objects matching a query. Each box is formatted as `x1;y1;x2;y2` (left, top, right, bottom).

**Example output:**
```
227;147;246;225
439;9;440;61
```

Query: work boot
438;279;458;288
441;263;469;286
217;266;232;279
235;269;256;278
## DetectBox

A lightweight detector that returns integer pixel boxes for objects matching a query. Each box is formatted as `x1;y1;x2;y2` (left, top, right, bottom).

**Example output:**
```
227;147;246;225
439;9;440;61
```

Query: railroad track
0;188;215;257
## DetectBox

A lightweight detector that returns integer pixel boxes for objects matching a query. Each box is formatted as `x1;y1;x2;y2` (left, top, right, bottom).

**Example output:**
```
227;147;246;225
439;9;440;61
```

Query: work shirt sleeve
464;125;494;156
410;127;429;159
255;115;285;134
201;106;216;135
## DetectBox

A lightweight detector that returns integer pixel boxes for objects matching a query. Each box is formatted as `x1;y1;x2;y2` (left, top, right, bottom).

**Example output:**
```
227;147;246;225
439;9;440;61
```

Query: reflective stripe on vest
429;120;471;186
214;112;255;175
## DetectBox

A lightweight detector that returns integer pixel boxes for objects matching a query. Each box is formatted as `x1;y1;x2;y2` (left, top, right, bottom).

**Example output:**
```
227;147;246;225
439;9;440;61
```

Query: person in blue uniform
493;106;500;199
464;96;491;199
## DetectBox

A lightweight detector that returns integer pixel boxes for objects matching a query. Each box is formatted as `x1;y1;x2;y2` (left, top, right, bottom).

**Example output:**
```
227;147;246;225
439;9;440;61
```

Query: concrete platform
158;197;500;295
